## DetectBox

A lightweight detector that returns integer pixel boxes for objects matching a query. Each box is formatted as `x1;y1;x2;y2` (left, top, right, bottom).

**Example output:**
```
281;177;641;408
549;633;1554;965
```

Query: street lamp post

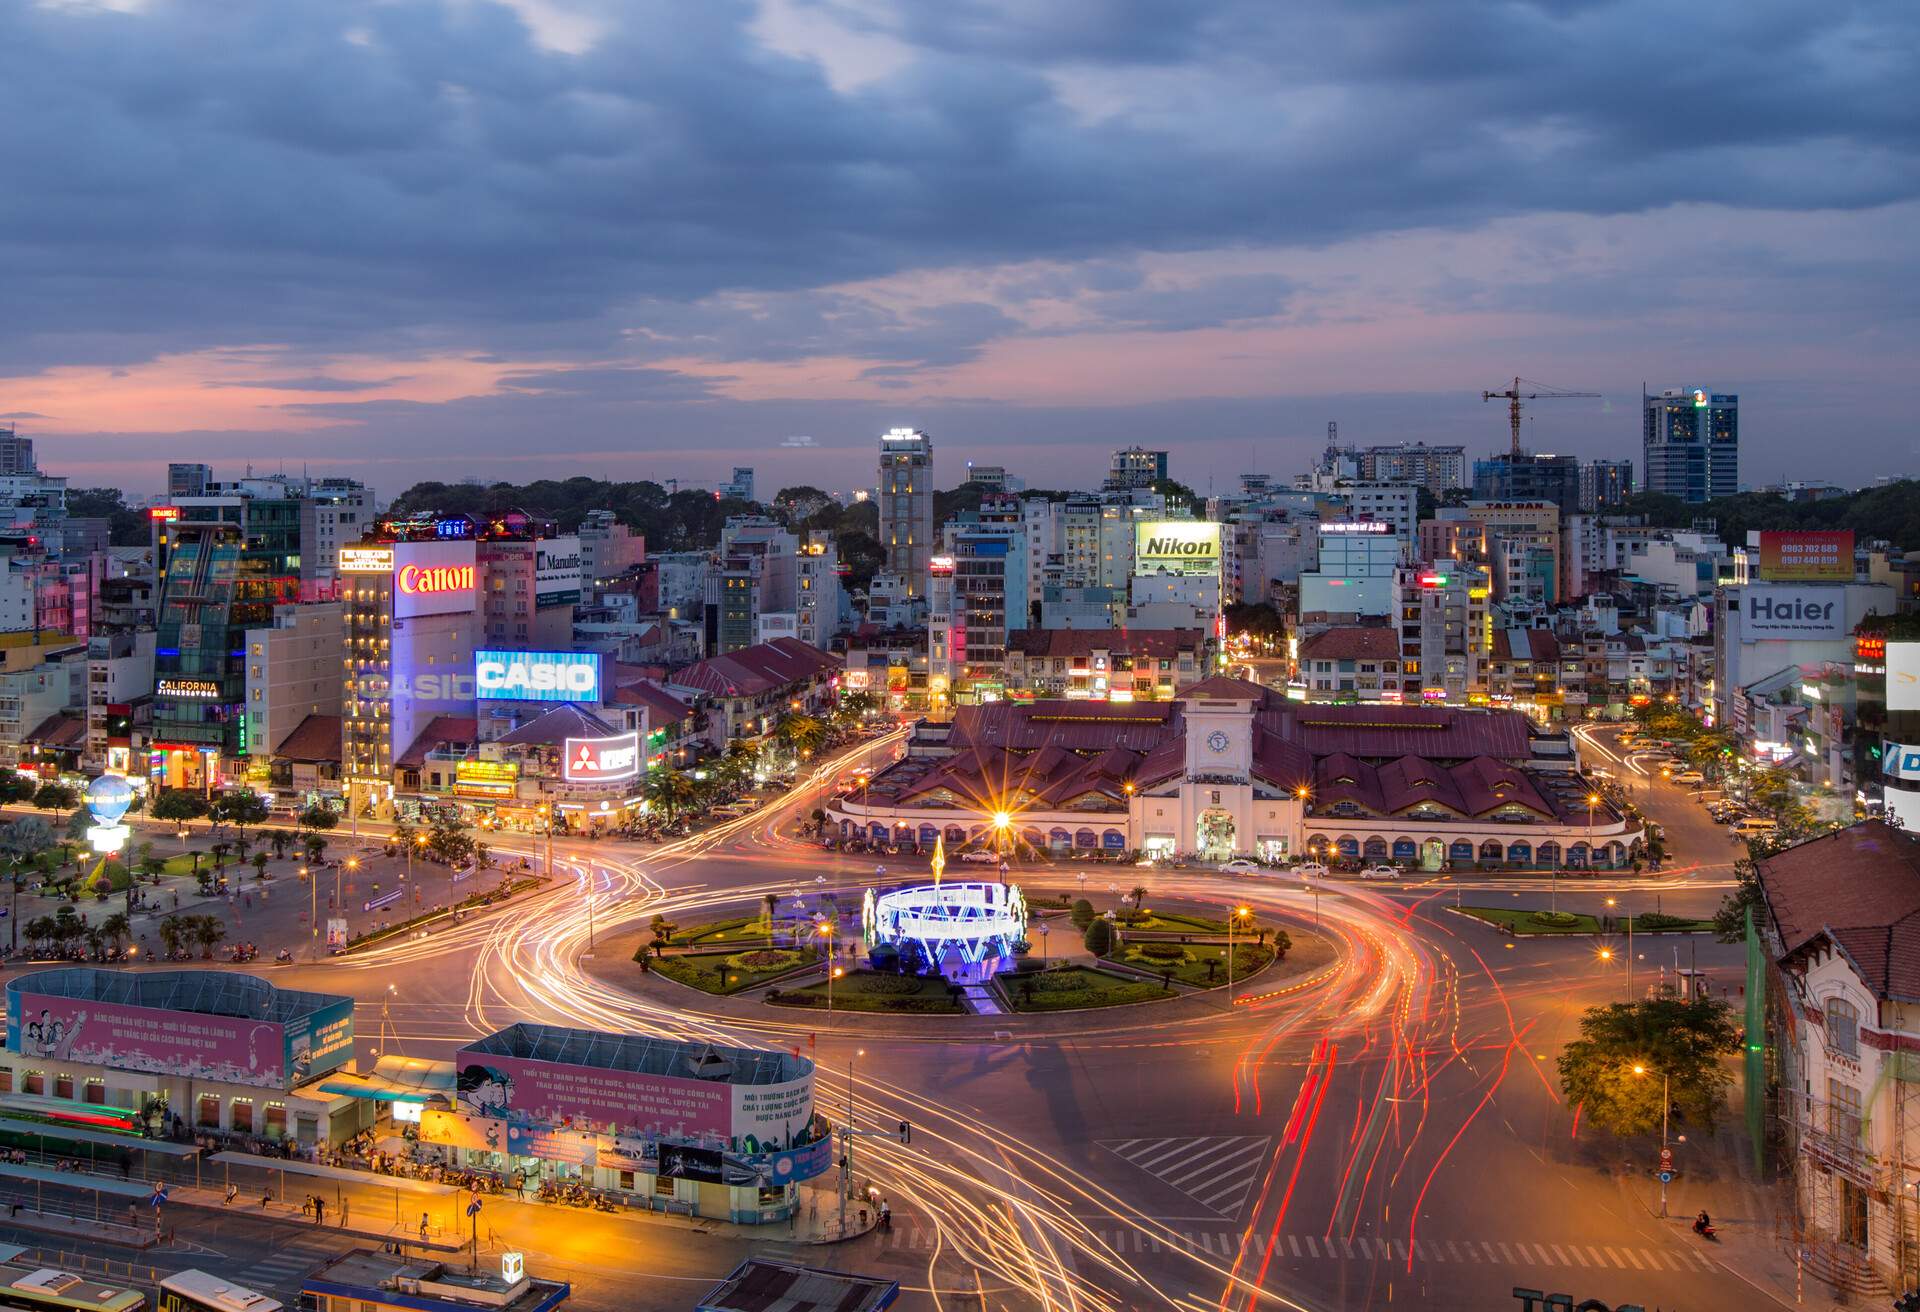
818;921;836;1011
1226;905;1250;1011
303;866;314;940
839;1048;864;1235
1634;1062;1671;1216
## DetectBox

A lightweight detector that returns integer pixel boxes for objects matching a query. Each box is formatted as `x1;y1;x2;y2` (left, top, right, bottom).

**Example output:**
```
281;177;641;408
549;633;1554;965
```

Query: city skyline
2;0;1914;493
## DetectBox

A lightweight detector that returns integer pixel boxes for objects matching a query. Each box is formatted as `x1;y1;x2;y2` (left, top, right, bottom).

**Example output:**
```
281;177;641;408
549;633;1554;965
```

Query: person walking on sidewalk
314;1196;325;1226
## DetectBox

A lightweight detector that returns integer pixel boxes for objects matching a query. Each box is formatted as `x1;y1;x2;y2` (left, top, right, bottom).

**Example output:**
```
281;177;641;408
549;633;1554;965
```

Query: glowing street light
1226;904;1252;1010
1634;1061;1672;1217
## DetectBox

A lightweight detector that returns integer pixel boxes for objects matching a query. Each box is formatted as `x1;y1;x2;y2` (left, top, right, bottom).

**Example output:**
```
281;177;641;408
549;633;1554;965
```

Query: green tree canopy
1556;996;1742;1137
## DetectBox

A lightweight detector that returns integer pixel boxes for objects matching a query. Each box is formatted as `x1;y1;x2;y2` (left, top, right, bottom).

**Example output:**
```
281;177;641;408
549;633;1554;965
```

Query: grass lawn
1457;906;1714;936
662;916;775;947
1110;940;1277;987
1004;965;1173;1011
767;970;964;1014
1119;910;1234;934
651;947;812;994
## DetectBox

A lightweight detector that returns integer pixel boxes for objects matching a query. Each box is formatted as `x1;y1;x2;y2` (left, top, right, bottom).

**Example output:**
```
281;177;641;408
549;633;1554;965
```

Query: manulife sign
1133;520;1221;577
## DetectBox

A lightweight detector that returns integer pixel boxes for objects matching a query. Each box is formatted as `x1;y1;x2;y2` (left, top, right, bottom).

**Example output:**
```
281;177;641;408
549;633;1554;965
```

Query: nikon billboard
1134;520;1221;577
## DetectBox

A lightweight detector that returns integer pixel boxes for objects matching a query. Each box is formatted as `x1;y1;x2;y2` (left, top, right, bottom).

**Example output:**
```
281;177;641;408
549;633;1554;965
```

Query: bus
0;1258;144;1312
0;1095;145;1139
158;1272;281;1312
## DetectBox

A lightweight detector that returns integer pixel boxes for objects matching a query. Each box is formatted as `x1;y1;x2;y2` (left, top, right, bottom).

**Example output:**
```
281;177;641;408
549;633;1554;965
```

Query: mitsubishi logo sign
563;732;640;783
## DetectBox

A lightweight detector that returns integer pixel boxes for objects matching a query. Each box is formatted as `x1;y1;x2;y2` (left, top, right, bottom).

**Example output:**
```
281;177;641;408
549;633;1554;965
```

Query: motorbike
1691;1215;1717;1241
275;949;293;963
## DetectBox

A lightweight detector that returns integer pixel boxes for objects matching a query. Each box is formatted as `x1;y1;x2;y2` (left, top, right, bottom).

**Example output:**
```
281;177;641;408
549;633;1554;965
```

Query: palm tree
777;713;827;761
650;770;697;823
157;917;186;958
1129;885;1148;910
98;912;131;956
304;835;328;866
250;852;270;881
270;830;290;861
191;915;226;959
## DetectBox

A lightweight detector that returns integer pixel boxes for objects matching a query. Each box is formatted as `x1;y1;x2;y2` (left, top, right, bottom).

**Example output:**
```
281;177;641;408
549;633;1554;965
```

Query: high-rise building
720;467;756;502
149;494;304;786
1470;452;1581;514
1580;459;1634;512
1394;564;1492;705
1643;388;1738;504
166;463;212;499
0;425;35;476
878;428;933;596
1104;447;1168;491
1359;443;1467;492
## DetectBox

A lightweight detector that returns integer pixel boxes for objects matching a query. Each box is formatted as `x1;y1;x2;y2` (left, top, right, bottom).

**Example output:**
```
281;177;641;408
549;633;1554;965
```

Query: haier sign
474;650;603;703
1740;584;1845;641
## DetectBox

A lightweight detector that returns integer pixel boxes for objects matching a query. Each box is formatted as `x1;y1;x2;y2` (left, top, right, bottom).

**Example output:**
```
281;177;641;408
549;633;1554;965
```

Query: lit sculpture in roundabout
861;836;1028;979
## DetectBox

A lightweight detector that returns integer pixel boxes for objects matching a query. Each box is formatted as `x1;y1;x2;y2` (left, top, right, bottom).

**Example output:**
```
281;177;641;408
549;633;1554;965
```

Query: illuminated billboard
1888;642;1920;711
563;732;640;783
1757;530;1854;581
474;649;604;703
392;540;477;619
454;759;519;798
535;537;583;607
337;545;395;574
1133;521;1221;577
1737;584;1846;641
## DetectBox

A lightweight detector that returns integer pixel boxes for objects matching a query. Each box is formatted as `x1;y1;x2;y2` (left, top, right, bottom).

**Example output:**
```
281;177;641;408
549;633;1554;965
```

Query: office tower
1643;388;1738;503
1471;452;1581;515
0;425;35;476
1580;460;1634;512
878;427;933;597
1104;447;1168;491
167;463;212;499
1359;442;1468;492
721;467;756;502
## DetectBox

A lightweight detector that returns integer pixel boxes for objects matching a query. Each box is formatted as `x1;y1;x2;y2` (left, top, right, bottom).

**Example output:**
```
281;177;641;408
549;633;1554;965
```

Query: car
1671;770;1706;785
1732;817;1780;837
958;850;999;864
1359;863;1400;880
1294;861;1330;878
1220;858;1262;874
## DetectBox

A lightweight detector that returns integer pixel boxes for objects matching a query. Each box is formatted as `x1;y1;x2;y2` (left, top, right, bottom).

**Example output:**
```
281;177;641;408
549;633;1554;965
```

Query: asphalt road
1;724;1784;1311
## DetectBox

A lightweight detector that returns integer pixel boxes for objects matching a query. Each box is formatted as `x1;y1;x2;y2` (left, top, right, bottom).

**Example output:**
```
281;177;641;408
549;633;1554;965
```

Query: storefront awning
209;1151;457;1194
314;1055;455;1104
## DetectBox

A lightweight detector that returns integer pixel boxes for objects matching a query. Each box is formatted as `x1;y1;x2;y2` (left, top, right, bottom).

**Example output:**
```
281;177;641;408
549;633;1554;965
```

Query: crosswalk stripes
1096;1135;1272;1218
880;1223;1722;1275
236;1237;333;1291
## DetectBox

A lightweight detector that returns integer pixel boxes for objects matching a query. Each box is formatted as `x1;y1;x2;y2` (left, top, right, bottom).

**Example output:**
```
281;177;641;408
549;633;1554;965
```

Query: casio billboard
474;650;604;702
1738;584;1845;641
563;732;640;783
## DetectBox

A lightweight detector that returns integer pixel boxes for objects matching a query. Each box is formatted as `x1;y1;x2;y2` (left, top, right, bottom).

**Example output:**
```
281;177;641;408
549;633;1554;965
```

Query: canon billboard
392;540;478;620
1737;584;1846;641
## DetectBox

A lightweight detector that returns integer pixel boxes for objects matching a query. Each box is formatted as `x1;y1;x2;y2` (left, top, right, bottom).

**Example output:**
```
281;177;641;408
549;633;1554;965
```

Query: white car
1359;864;1400;880
958;850;999;864
1671;770;1706;785
1219;858;1262;874
1294;861;1330;878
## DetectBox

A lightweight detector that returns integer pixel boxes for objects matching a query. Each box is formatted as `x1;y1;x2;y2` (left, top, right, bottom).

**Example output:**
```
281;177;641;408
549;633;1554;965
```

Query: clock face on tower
1206;730;1230;753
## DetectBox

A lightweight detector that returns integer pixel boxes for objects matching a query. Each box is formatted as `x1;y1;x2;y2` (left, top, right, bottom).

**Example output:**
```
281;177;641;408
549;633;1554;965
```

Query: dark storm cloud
1;0;1914;377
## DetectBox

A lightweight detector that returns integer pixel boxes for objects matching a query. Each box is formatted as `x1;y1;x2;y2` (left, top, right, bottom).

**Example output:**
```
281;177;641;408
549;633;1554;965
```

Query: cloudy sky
4;0;1915;498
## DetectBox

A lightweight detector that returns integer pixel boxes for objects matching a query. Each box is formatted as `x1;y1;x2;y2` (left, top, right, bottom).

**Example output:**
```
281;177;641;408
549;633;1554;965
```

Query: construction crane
1482;376;1600;457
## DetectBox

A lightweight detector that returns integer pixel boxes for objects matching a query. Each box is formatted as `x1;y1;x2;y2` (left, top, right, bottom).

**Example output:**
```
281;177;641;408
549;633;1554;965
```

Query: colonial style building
826;676;1641;866
1757;822;1920;1299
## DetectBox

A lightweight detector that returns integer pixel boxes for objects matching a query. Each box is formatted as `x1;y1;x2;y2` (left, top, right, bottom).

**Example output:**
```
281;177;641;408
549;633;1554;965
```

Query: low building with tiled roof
665;637;841;749
269;713;343;793
826;676;1640;867
1754;821;1920;1294
1296;626;1402;704
1003;629;1207;700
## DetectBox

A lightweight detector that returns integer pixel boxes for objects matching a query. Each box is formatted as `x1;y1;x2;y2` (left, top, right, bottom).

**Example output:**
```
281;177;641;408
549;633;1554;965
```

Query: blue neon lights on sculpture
862;881;1028;970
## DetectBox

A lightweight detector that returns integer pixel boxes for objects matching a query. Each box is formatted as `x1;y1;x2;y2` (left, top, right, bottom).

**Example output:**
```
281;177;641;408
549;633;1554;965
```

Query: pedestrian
260;1187;271;1208
224;1184;238;1205
881;1203;891;1231
419;1212;429;1242
340;1198;349;1228
314;1196;325;1226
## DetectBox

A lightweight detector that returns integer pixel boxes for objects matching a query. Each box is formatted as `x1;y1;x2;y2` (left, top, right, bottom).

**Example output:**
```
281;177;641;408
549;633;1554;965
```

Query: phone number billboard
1758;530;1854;581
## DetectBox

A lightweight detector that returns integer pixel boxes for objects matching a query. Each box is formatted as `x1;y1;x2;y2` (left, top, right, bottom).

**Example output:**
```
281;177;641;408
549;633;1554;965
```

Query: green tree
190;914;226;959
149;789;209;826
250;852;270;881
1713;858;1764;942
33;781;79;811
1070;898;1095;929
650;769;697;823
1083;917;1115;956
1128;885;1148;910
211;787;269;831
157;916;187;957
0;773;37;805
776;713;828;761
97;912;131;956
304;834;329;866
297;804;339;832
1556;996;1743;1137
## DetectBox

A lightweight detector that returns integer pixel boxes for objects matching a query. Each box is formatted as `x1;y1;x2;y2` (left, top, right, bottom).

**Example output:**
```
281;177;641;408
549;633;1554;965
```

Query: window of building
1827;998;1860;1059
53;1075;73;1100
1830;1079;1863;1142
230;1100;254;1134
653;1173;677;1198
21;1072;42;1096
83;1081;104;1105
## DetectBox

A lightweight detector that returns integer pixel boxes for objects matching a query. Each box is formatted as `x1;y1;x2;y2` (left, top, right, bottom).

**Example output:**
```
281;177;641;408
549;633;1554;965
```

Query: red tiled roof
611;678;693;726
494;703;621;748
1270;702;1534;761
397;716;479;769
950;700;1179;753
1492;629;1562;663
1007;629;1205;659
1757;821;1920;1002
667;638;841;699
1179;675;1266;702
1298;627;1398;663
22;714;87;750
272;713;342;763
